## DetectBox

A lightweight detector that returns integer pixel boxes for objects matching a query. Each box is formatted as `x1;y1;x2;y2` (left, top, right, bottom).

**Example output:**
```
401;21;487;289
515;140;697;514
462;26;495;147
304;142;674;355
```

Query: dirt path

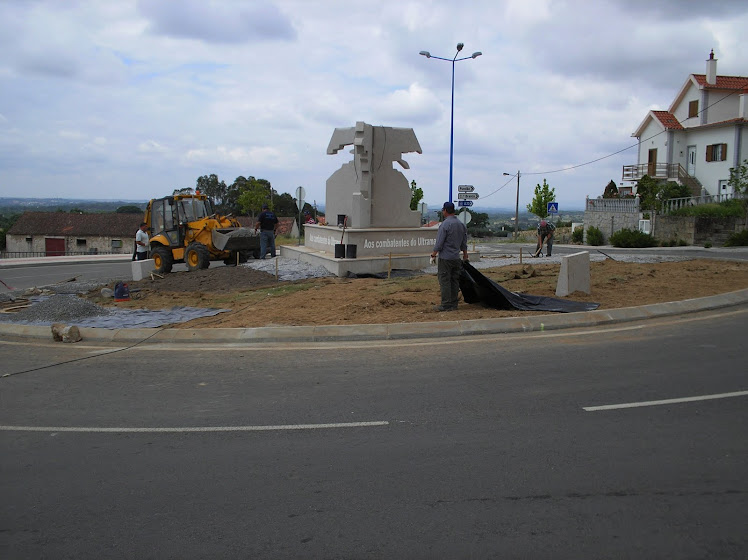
86;258;748;328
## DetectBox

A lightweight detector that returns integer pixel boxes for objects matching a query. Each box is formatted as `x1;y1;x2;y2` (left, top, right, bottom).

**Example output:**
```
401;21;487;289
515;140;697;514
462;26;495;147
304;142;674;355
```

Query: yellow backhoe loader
144;193;260;274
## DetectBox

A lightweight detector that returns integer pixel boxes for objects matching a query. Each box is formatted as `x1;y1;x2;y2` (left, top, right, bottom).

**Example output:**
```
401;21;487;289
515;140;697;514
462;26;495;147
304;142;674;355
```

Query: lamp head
419;50;431;58
471;51;482;59
456;43;464;52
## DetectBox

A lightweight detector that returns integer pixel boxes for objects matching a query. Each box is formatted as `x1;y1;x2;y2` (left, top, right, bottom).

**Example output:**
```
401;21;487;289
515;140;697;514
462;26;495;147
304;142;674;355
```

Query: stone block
51;323;82;343
556;251;591;297
131;259;155;281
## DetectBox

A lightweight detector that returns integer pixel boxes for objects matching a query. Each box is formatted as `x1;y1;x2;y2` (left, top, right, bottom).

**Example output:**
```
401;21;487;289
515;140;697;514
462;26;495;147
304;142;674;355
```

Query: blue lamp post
420;43;482;203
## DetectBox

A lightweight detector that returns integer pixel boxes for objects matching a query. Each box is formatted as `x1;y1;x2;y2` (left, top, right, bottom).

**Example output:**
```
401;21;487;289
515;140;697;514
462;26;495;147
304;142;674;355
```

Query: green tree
237;178;270;219
635;175;691;211
728;158;748;226
467;211;489;229
273;192;298;216
526;179;555;218
196;174;229;211
116;205;144;214
728;159;748;195
409;180;424;211
603;180;618;198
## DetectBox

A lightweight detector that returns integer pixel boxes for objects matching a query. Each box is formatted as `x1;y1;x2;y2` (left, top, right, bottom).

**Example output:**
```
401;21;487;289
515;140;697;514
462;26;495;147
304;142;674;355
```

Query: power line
519;86;745;177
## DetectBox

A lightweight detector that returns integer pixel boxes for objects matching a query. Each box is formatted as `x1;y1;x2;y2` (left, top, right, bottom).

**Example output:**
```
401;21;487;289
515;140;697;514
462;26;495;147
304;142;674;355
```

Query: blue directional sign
547;202;559;214
458;200;473;207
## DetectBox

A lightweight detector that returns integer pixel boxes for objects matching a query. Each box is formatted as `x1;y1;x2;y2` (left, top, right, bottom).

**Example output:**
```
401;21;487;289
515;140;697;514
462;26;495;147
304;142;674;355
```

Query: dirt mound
87;258;748;329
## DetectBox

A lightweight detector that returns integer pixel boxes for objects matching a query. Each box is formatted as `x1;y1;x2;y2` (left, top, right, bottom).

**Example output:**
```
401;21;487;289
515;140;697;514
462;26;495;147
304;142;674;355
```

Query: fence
661;192;746;215
585;197;640;213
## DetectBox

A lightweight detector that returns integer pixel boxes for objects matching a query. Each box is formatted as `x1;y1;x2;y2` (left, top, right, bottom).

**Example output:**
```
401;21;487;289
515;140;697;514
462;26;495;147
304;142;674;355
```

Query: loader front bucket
212;227;260;252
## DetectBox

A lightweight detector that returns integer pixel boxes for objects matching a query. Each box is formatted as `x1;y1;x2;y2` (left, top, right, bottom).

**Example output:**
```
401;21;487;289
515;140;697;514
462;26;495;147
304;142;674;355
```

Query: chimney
740;87;748;120
706;49;717;85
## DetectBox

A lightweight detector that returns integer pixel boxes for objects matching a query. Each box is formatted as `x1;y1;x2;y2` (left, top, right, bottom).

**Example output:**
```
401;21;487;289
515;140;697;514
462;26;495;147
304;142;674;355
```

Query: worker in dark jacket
535;219;556;257
254;204;279;259
430;201;468;311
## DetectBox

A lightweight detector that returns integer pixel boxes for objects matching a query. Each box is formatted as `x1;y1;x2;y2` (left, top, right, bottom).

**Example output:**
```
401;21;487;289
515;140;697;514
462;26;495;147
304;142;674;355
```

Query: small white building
625;51;748;198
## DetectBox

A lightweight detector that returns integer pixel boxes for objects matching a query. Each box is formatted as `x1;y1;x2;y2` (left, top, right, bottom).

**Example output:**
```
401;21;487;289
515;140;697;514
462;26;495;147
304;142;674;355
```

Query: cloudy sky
1;0;747;211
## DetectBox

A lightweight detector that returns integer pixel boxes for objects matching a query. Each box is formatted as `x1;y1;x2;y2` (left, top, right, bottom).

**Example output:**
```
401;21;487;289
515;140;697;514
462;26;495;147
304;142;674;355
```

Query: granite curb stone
1;288;745;344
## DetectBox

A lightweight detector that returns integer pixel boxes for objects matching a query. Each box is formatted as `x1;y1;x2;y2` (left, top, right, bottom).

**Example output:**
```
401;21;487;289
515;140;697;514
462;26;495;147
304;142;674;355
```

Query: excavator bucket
211;227;260;252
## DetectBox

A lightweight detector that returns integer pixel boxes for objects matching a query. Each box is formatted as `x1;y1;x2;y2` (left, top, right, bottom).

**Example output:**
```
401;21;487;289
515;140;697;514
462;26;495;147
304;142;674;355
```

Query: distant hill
0;198;148;214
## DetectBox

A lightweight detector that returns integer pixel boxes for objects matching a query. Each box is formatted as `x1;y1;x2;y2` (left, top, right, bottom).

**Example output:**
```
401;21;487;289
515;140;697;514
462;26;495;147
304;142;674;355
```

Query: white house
625;51;748;198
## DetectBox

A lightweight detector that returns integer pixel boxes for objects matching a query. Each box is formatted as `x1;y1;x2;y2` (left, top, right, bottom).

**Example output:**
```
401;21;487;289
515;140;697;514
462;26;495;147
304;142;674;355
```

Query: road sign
458;200;473;207
295;186;306;211
457;210;472;225
457;184;475;192
458;192;479;200
547;201;558;214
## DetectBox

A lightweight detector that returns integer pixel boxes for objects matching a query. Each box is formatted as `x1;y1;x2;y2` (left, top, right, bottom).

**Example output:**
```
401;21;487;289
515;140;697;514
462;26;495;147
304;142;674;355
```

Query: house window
111;239;123;249
688;100;698;118
25;237;32;244
76;239;86;247
705;143;727;162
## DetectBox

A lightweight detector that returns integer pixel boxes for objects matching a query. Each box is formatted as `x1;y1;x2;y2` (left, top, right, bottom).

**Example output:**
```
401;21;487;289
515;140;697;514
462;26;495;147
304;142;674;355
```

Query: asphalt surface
1;307;746;558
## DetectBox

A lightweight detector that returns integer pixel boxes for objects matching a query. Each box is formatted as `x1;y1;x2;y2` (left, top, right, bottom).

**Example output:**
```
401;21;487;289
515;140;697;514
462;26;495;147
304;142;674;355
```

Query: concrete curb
2;288;746;345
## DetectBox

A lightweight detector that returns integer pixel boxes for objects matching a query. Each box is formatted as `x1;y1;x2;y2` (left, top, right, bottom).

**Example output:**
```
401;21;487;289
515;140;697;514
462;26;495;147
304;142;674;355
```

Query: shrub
704;241;713;248
571;226;583;244
609;228;657;248
586;226;604;246
724;229;748;247
670;200;745;218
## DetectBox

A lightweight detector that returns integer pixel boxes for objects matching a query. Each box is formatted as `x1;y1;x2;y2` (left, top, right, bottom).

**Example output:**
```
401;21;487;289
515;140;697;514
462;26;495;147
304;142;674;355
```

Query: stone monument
303;121;438;261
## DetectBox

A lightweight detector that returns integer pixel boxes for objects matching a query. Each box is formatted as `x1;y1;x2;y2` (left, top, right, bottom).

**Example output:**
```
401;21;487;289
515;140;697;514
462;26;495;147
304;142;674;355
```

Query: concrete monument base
281;242;481;278
303;224;441;258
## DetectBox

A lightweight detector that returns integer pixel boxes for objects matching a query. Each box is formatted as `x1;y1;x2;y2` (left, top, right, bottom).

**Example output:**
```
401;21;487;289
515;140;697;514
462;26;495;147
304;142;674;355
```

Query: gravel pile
2;294;113;325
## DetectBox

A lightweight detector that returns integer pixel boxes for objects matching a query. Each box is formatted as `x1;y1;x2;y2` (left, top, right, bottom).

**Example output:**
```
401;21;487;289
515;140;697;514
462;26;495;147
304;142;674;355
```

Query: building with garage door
4;212;142;257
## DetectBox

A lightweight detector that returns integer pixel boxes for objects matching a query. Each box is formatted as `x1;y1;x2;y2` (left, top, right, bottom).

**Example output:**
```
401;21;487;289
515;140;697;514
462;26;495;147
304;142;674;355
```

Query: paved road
1;308;746;558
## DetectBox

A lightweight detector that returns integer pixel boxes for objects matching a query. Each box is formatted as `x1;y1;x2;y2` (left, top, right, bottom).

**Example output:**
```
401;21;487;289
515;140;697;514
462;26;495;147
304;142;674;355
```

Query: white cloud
0;0;746;210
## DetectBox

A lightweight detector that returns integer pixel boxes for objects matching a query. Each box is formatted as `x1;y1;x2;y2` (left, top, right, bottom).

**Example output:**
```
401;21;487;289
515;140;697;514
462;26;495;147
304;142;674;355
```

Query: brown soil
86;258;748;329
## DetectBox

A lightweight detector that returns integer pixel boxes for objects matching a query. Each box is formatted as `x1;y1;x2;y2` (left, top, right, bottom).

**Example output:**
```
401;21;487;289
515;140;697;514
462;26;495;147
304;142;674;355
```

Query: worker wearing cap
255;203;279;259
430;201;468;312
536;219;556;257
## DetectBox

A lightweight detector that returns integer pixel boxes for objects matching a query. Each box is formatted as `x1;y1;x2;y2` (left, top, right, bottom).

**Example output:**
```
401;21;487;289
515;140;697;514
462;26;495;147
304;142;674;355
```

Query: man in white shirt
135;222;149;261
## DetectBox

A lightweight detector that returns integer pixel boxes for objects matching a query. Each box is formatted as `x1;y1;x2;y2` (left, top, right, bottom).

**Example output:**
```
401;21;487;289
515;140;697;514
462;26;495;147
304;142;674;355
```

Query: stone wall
653;216;743;246
582;210;640;244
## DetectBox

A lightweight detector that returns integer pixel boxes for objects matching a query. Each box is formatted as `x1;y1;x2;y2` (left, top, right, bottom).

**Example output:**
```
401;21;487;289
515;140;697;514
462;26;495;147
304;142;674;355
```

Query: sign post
296;186;306;244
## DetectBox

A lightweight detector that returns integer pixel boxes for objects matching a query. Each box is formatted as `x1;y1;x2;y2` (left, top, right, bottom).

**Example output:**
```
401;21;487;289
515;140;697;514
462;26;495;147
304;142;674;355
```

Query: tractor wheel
151;245;173;274
185;242;210;271
252;248;261;260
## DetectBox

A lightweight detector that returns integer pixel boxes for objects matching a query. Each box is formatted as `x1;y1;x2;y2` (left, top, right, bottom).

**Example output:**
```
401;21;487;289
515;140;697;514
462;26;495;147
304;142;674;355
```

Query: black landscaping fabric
460;261;600;313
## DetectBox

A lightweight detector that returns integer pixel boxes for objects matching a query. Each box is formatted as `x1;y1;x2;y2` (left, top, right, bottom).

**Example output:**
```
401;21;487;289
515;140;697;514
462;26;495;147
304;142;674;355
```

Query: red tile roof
692;74;748;90
7;212;142;237
652;111;684;130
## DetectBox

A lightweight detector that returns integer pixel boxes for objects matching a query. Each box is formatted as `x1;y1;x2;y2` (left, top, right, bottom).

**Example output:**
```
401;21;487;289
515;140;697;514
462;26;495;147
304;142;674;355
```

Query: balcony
622;163;702;196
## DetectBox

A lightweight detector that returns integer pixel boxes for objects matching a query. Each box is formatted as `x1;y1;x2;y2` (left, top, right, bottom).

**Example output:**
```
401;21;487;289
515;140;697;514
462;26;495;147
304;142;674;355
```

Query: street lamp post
503;171;521;239
420;44;482;204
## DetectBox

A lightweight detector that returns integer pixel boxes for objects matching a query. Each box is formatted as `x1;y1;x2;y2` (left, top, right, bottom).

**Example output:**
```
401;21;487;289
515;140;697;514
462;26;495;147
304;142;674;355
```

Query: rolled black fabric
459;261;599;313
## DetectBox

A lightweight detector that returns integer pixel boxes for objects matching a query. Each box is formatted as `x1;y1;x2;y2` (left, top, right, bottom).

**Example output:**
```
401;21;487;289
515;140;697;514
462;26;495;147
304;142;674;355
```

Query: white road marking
0;421;389;433
583;390;748;412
